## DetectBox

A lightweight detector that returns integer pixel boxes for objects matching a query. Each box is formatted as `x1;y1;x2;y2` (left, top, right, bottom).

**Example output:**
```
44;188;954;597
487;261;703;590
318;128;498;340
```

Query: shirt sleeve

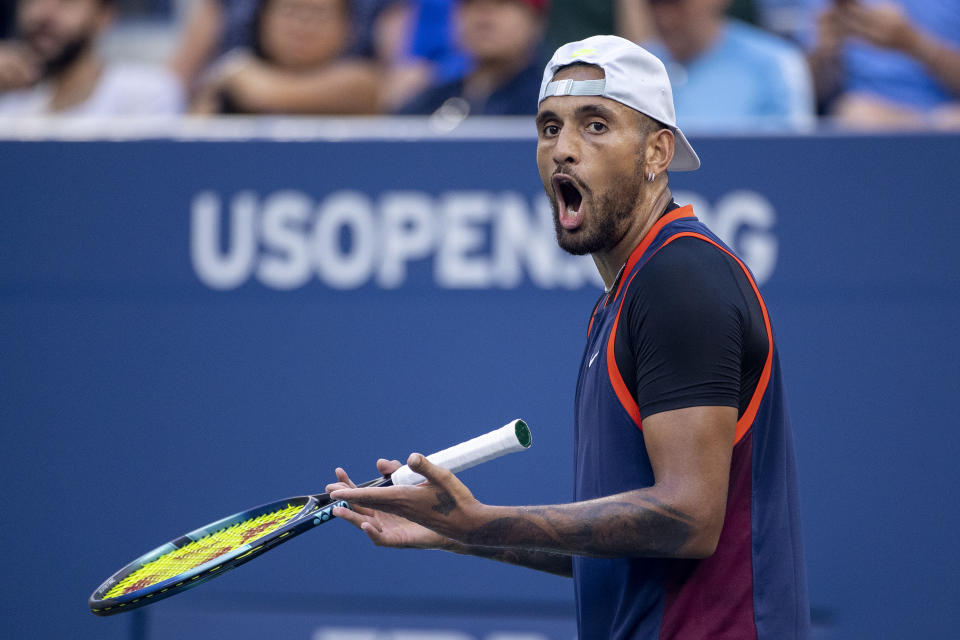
616;237;749;419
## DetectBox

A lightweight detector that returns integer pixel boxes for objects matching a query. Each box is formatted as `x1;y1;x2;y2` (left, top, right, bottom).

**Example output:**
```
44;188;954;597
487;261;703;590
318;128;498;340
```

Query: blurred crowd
0;0;958;130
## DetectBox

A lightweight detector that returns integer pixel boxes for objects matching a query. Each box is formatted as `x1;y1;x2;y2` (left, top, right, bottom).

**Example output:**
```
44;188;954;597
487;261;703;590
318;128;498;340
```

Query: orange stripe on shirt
608;206;695;305
604;229;773;446
602;207;695;427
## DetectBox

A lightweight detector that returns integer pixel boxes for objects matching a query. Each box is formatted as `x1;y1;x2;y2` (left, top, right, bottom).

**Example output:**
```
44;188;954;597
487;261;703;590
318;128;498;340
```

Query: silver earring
647;172;656;183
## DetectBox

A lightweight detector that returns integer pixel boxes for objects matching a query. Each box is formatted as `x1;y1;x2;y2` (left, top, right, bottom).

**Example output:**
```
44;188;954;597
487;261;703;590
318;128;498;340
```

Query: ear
645;128;675;175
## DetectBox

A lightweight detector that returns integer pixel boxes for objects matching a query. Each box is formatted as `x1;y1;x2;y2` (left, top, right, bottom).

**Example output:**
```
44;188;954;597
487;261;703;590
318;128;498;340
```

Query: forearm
441;541;573;577
459;489;711;560
908;32;960;98
234;62;382;114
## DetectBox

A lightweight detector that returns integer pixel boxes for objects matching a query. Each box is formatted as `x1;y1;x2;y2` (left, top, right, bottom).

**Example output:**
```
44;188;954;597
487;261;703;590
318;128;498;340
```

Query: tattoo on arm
449;543;573;577
464;493;695;558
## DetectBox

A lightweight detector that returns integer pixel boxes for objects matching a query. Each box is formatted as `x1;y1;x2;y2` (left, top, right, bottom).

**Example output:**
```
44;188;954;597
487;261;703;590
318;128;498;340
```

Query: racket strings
104;503;303;599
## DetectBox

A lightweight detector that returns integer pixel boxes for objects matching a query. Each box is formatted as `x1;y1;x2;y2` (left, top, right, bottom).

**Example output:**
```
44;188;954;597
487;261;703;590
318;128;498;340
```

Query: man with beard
327;35;808;640
0;0;183;115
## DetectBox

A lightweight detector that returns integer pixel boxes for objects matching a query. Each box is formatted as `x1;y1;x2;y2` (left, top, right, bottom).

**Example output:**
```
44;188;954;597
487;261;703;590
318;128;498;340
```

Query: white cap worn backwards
539;34;701;171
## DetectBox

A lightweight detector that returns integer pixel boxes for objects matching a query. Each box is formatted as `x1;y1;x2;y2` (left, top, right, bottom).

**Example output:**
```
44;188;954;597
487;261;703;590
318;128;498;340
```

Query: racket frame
89;479;383;616
90;419;531;616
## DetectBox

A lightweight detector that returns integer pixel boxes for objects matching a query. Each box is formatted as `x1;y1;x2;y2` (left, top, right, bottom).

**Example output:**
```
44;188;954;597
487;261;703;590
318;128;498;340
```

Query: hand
837;2;920;55
189;50;268;113
0;43;41;92
330;453;487;544
326;459;451;549
813;6;845;56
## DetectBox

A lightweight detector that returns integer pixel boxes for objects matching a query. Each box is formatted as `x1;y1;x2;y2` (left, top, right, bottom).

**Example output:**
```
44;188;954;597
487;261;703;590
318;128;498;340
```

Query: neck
592;183;673;290
48;47;103;112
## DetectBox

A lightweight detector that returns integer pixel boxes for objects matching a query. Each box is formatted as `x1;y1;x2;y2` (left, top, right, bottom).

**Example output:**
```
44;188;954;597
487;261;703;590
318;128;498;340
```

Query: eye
587;121;607;133
542;124;560;137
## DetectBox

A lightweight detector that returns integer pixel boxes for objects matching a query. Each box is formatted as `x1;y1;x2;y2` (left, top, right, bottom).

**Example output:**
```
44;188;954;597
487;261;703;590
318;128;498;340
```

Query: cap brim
669;127;700;171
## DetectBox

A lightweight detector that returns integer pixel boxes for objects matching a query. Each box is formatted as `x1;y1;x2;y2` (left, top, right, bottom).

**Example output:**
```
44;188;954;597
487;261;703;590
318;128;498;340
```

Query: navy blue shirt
574;206;809;639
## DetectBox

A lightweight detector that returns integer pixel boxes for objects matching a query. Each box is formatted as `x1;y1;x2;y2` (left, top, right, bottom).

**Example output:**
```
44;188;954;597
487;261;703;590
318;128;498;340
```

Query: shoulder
624;236;747;316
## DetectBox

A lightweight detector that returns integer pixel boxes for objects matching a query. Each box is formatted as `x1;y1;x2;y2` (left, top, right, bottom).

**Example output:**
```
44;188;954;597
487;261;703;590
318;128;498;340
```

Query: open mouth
553;174;585;230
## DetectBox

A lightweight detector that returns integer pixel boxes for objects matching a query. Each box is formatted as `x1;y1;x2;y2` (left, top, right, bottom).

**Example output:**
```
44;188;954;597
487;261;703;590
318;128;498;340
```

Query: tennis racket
89;419;532;616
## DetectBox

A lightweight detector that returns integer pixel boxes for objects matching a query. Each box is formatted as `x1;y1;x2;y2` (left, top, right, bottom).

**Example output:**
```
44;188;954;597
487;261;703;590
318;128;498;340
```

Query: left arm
193;56;383;114
332;404;736;560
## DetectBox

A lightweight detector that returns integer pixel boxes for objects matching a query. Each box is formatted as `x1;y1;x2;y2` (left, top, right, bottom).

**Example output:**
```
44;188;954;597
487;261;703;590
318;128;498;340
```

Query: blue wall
2;132;958;639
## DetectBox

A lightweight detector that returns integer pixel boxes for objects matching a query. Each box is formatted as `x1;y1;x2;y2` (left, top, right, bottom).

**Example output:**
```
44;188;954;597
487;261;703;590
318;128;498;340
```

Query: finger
331;486;409;513
332;505;380;531
360;521;392;546
405;452;456;487
377;458;402;476
336;467;358;488
338;500;379;518
330;486;386;507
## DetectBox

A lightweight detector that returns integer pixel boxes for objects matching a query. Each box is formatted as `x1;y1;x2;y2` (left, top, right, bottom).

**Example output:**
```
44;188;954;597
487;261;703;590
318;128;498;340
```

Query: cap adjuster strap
542;78;606;98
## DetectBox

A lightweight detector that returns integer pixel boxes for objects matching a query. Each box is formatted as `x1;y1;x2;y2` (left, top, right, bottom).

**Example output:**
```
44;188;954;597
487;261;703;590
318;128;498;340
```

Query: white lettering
436;192;492;288
190;191;256;290
377;192;437;288
313;191;377;289
712;191;778;285
257;190;313;290
188;188;778;290
673;189;777;285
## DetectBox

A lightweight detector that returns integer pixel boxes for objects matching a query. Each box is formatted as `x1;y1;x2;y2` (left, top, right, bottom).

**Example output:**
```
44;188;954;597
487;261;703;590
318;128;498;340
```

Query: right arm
838;3;960;98
168;0;223;87
442;540;573;577
326;461;572;577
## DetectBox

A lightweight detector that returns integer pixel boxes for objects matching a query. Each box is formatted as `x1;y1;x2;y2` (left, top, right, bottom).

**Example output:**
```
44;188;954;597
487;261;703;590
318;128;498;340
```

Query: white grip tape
390;419;530;486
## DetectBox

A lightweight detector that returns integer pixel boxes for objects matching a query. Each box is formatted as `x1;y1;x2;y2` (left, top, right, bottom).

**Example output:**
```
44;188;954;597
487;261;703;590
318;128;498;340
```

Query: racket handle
389;419;532;486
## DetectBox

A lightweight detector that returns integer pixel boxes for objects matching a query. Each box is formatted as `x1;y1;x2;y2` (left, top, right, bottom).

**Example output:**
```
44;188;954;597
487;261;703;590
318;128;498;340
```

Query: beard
34;32;93;78
549;158;647;256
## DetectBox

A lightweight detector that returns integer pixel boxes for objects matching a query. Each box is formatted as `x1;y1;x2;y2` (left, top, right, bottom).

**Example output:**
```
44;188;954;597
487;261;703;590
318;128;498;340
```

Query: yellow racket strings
104;503;303;599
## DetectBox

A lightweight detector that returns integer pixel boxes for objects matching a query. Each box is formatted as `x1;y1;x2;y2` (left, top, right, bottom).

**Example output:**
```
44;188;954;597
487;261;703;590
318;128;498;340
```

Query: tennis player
330;35;809;639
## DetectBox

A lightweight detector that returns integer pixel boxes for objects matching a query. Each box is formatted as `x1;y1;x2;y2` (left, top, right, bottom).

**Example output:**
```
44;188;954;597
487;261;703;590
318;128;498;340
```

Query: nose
552;126;580;167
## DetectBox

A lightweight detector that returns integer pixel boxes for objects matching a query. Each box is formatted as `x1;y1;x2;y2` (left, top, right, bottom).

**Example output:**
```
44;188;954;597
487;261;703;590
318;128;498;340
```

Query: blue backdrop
1;131;958;640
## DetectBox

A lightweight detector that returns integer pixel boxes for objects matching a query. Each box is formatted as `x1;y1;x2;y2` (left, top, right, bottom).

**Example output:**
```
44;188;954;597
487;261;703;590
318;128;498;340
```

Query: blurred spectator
808;0;960;129
169;0;403;90
378;0;475;112
0;0;183;115
190;0;381;114
645;0;814;130
394;0;545;116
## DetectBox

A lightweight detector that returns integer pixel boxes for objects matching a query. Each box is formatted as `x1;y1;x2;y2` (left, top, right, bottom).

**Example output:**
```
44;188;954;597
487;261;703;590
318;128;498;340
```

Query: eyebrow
536;103;618;128
535;110;558;128
574;103;617;120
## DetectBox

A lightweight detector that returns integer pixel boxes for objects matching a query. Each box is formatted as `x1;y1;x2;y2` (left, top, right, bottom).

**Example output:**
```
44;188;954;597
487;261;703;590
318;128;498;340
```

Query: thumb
406;452;454;485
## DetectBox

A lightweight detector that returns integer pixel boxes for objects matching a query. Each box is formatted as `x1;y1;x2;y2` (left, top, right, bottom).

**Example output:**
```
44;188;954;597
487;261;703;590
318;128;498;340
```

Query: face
648;0;727;60
17;0;111;74
456;0;542;65
536;65;650;256
259;0;349;70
